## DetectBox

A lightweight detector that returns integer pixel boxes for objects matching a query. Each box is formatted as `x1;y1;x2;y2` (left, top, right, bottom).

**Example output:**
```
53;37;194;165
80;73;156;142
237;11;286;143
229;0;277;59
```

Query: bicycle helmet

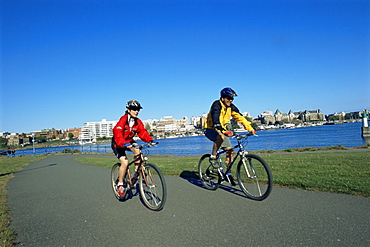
220;87;237;98
126;100;143;110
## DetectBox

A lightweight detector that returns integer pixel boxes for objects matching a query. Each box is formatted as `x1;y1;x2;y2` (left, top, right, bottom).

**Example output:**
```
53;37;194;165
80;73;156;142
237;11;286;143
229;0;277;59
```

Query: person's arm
210;101;225;132
136;119;153;143
230;105;254;132
112;116;127;147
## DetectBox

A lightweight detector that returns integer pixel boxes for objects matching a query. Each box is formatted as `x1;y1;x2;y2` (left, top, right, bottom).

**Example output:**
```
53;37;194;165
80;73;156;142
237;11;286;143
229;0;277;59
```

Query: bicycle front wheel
236;154;273;201
139;163;167;211
198;154;220;190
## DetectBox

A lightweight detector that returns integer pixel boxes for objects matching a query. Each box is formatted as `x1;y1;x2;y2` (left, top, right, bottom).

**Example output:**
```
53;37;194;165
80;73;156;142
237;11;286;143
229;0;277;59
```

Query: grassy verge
76;150;370;197
0;156;46;247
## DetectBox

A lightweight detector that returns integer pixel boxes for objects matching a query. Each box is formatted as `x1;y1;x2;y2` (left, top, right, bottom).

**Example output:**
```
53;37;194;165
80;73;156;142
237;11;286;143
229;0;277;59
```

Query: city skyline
2;107;368;134
2;1;369;133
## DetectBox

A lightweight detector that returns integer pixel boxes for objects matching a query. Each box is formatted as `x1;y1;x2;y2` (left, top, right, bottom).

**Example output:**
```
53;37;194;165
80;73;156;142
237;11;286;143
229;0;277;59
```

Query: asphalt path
7;155;370;246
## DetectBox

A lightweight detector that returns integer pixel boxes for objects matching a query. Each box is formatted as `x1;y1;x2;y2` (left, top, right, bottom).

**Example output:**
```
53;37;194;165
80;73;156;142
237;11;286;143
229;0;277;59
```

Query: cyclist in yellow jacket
204;87;256;185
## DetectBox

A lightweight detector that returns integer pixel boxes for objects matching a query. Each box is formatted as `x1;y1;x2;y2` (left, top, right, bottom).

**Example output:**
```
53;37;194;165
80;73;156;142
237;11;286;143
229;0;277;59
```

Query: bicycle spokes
143;169;161;204
198;154;220;190
237;154;272;201
139;164;166;211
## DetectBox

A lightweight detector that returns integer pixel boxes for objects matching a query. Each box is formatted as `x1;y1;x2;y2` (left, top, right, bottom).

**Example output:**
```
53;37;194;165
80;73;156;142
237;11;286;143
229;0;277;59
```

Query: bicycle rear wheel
236;154;273;201
198;154;221;190
139;163;167;211
111;163;130;201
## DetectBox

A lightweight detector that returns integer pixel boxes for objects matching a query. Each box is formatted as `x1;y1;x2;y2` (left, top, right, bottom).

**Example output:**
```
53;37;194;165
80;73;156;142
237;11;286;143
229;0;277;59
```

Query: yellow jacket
204;100;253;132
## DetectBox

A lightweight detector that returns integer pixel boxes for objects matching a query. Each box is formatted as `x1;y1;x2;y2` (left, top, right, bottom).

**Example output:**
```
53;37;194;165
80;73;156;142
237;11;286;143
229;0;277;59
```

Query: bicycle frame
198;133;272;200
216;134;250;175
125;144;156;188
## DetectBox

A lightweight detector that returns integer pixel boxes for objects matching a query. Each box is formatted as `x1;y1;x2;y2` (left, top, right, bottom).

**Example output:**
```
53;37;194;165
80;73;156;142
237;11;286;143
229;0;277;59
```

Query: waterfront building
257;109;324;125
155;116;189;133
300;109;324;122
191;116;202;129
258;110;275;125
142;119;159;131
79;119;117;144
65;128;81;139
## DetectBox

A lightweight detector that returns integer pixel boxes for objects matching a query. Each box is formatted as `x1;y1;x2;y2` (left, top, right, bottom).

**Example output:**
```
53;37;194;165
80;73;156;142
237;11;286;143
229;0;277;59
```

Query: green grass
263;152;370;196
76;150;370;197
0;156;46;247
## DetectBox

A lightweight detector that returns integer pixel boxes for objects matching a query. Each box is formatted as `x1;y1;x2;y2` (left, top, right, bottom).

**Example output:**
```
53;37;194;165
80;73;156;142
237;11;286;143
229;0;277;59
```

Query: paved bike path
7;155;370;246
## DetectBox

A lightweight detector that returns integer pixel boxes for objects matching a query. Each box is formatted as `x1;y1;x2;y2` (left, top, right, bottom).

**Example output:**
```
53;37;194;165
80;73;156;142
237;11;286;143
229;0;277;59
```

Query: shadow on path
1;164;58;177
15;163;58;173
180;170;249;199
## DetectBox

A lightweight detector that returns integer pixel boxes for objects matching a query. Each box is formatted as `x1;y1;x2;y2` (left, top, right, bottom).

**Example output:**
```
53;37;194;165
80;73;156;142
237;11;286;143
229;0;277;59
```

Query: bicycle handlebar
132;142;159;150
233;132;258;140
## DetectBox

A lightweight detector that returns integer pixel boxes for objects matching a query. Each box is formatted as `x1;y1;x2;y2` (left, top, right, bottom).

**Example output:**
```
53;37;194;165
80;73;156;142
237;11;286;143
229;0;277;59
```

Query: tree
35;136;46;143
0;137;7;148
252;122;258;130
68;133;74;140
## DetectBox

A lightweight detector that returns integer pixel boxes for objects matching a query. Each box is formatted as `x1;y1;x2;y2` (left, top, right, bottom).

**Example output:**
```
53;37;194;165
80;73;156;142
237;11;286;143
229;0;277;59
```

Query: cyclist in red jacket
112;100;156;198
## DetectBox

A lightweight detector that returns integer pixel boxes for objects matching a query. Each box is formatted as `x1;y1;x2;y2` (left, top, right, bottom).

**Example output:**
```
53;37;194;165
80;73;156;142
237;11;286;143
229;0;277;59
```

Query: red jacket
112;114;153;148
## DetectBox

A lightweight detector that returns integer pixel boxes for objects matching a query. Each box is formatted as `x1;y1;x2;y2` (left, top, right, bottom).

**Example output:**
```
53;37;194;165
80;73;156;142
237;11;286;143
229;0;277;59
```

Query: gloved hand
124;143;132;148
150;140;158;146
250;129;257;135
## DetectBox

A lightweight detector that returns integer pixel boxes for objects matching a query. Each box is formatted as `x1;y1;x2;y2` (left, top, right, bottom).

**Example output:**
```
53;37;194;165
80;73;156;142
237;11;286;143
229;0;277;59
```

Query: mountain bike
111;143;167;211
198;133;273;201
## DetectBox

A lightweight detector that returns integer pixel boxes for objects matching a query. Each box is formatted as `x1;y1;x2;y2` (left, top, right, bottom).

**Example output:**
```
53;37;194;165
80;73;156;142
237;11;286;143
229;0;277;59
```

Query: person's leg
220;135;233;165
132;148;141;171
118;156;129;183
211;134;224;156
205;129;224;157
220;136;236;186
224;149;234;167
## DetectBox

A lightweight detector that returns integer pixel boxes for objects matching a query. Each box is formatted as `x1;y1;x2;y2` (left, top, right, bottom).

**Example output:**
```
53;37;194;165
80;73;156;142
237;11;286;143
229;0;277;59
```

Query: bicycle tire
236;154;273;201
198;154;221;190
139;163;167;211
111;163;130;201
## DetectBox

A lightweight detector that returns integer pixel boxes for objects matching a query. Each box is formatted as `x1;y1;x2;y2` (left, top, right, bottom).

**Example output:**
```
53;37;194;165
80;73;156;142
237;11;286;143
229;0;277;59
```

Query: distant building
300;109;324;122
155;116;190;133
79;119;117;144
257;109;324;124
191;116;202;129
65;128;81;139
258;110;275;125
33;128;64;140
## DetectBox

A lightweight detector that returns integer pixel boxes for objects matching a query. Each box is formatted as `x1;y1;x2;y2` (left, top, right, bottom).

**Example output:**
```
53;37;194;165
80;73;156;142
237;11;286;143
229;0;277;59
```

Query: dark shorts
112;147;127;159
204;128;232;148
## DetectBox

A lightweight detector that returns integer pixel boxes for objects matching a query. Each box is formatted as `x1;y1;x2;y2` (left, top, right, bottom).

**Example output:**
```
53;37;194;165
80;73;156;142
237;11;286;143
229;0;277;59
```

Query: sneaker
209;157;219;168
116;184;126;198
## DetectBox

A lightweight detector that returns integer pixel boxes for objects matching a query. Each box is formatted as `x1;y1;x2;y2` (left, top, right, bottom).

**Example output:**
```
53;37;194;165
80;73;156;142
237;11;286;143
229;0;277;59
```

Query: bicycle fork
241;156;257;179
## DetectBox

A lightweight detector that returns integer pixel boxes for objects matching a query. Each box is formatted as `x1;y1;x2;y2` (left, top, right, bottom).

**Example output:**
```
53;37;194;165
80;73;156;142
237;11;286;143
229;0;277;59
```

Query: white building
79;119;117;144
142;119;159;131
155;116;188;133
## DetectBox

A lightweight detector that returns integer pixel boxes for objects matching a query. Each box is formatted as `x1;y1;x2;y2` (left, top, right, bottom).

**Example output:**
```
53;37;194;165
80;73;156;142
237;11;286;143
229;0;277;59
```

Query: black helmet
220;87;237;98
126;100;143;110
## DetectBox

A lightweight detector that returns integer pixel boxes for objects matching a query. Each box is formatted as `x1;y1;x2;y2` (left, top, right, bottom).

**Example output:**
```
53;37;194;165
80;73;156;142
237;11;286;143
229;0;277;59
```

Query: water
12;122;366;156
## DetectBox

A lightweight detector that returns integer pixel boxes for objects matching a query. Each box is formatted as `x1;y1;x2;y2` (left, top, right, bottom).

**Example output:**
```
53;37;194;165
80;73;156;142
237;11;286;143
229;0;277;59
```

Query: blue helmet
220;87;237;98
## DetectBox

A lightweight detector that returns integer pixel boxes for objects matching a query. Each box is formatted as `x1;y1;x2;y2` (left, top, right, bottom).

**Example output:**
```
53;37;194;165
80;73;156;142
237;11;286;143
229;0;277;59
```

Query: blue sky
1;0;369;133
